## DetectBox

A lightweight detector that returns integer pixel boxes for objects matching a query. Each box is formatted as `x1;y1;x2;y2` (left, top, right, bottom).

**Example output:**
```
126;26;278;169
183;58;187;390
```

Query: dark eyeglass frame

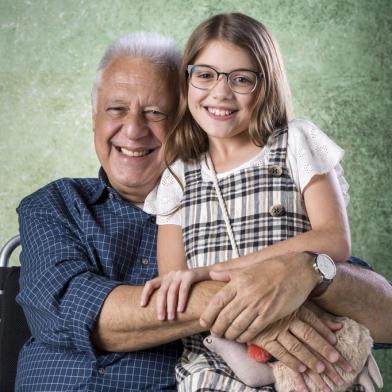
187;64;263;94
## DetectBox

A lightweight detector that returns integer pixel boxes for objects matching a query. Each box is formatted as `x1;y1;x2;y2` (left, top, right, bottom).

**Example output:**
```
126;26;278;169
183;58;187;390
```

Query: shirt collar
85;168;110;205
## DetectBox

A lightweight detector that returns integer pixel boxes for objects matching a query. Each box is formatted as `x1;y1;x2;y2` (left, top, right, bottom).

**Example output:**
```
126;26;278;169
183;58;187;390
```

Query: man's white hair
91;31;181;110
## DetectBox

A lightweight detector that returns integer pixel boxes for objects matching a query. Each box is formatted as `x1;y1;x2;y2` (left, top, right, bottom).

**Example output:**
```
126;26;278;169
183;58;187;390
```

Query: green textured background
1;0;391;386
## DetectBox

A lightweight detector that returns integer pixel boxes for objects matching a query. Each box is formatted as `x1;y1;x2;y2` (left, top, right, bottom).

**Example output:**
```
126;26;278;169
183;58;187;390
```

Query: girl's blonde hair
164;12;292;165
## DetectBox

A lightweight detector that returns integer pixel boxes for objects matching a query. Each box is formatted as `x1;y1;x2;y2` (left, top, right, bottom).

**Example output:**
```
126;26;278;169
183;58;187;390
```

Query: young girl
142;13;376;392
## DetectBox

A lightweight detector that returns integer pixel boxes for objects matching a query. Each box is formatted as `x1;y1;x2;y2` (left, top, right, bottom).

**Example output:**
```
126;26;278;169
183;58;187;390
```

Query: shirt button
98;367;105;375
141;258;149;265
268;165;283;177
269;204;286;217
150;216;156;223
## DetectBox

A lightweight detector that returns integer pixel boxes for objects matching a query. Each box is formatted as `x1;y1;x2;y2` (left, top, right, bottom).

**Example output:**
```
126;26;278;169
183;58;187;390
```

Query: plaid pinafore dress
176;127;311;391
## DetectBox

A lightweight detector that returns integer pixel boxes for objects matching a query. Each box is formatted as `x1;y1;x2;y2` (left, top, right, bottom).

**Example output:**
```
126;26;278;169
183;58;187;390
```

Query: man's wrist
306;252;336;298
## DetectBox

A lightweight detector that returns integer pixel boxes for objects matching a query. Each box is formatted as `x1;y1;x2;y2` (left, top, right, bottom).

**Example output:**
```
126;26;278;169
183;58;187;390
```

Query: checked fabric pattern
15;170;182;391
177;127;311;391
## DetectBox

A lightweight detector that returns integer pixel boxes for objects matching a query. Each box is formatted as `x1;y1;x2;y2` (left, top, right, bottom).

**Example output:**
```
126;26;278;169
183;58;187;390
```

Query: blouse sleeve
143;159;185;225
287;119;350;205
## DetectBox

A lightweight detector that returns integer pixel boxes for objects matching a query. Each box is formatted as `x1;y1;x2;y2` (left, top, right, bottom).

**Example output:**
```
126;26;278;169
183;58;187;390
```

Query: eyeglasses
187;64;262;94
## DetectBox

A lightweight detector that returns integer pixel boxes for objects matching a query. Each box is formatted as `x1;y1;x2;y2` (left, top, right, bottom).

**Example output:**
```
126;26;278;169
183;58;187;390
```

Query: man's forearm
313;262;392;343
93;281;224;352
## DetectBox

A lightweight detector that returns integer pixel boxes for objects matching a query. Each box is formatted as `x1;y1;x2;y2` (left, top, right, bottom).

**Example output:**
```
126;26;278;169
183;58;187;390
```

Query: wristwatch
309;253;336;297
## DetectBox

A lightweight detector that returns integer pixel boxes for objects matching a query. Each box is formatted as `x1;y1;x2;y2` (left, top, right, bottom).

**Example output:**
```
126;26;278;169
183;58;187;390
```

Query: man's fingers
311;349;345;389
289;319;340;365
305;370;332;392
263;340;306;373
278;331;326;374
209;298;244;337
209;270;232;282
140;278;161;307
300;306;337;346
200;285;236;329
322;318;343;332
236;314;272;343
222;307;256;340
288;369;309;392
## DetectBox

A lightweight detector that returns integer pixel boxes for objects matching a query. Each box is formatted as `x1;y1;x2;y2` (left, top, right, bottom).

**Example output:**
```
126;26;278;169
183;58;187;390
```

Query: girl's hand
140;268;210;320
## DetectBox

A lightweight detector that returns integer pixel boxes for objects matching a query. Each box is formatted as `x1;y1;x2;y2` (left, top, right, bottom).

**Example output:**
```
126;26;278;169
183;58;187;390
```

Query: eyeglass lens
189;65;258;94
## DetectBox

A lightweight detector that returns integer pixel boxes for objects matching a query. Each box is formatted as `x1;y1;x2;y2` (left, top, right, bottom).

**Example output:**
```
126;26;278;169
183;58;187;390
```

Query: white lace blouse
144;119;349;224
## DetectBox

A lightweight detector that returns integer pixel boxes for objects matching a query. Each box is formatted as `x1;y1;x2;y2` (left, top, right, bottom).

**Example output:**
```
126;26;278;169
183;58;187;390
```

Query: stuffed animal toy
203;317;383;391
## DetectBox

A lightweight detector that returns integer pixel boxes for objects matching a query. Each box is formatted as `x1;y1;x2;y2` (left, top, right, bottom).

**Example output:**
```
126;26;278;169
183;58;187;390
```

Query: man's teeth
120;148;150;157
208;107;234;116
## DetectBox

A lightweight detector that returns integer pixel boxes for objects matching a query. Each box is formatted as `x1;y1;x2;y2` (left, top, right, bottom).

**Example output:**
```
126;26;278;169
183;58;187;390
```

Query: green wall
1;0;391;386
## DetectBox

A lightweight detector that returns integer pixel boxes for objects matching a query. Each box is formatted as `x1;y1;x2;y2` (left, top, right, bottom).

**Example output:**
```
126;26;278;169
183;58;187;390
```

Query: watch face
317;254;336;280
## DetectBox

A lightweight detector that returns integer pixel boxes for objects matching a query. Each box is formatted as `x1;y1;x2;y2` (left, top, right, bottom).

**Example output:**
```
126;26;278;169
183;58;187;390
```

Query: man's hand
200;252;319;341
253;305;352;380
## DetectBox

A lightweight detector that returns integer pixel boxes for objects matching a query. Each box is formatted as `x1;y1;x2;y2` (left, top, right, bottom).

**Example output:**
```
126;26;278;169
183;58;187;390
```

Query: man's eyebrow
106;98;128;105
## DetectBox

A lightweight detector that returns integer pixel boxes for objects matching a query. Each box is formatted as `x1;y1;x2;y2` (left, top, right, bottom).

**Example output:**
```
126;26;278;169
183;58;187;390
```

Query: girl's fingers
177;280;192;313
140;278;162;307
156;279;172;320
166;280;181;320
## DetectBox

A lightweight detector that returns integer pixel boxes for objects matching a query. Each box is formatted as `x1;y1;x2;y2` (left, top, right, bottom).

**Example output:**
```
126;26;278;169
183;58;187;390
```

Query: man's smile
115;146;155;157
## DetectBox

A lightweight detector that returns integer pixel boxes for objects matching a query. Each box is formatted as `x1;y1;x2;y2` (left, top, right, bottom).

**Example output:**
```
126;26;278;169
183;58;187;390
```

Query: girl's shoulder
287;118;343;156
285;119;349;204
288;118;329;141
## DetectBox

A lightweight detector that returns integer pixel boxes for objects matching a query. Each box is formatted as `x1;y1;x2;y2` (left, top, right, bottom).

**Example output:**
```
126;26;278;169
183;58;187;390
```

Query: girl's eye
196;72;214;80
231;75;253;85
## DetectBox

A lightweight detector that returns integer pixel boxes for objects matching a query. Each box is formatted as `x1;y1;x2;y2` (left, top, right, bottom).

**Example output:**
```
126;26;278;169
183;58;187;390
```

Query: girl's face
187;40;260;145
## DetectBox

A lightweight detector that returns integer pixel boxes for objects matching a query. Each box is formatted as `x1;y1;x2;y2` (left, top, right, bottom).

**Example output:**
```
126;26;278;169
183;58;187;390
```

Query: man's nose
122;113;148;139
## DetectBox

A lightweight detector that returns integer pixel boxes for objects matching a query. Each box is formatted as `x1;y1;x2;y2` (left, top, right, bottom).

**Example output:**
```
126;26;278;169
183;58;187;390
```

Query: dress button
141;258;149;265
98;367;105;375
269;204;286;217
268;165;283;177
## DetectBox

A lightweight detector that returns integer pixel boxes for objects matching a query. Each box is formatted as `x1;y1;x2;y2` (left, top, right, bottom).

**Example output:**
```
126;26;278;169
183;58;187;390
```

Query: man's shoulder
17;177;102;215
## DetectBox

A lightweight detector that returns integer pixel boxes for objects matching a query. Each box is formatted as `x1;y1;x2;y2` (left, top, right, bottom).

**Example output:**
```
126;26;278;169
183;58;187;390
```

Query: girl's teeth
120;148;149;157
208;107;233;116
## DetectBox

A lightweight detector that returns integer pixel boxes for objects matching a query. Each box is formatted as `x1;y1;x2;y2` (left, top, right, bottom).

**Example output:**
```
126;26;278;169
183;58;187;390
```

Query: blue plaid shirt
16;170;182;391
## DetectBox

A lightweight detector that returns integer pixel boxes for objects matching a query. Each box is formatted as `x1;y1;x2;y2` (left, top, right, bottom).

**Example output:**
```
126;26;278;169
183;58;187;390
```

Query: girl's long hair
164;12;292;166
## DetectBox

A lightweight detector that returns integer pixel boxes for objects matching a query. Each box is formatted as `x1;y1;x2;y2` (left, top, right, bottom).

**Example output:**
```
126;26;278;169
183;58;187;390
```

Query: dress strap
266;126;288;166
205;154;240;258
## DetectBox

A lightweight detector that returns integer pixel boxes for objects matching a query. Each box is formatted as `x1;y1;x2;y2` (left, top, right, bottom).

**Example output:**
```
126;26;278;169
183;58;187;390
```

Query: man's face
93;57;176;203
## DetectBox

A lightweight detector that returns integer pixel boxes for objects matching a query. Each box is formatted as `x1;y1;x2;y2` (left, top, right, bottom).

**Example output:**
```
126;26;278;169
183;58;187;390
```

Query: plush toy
203;317;383;392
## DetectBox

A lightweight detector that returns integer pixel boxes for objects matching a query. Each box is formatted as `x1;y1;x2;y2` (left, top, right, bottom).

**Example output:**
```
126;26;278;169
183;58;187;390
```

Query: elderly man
16;32;391;391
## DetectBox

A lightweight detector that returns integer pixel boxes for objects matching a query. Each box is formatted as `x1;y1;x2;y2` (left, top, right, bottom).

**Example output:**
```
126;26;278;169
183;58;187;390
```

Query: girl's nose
210;75;234;99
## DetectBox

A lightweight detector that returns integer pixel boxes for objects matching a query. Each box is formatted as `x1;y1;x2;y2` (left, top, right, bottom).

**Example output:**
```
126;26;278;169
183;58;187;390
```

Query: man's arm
313;261;392;343
92;281;223;352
